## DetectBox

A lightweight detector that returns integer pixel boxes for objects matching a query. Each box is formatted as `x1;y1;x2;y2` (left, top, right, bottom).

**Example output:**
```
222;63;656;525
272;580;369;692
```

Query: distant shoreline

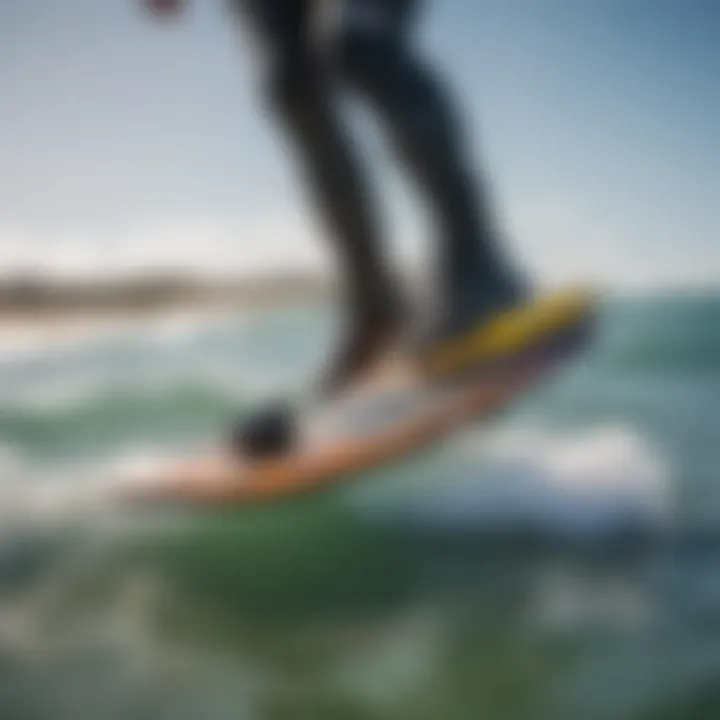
0;273;332;329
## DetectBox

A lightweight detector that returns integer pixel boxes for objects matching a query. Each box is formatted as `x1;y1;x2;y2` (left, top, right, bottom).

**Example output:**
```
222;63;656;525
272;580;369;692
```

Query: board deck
121;287;595;508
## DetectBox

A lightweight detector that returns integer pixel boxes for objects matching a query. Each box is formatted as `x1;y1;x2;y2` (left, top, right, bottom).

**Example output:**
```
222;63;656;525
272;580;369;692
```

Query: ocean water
0;292;719;720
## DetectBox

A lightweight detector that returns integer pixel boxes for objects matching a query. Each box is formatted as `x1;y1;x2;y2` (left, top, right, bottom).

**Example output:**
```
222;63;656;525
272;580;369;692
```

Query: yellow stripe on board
421;286;597;379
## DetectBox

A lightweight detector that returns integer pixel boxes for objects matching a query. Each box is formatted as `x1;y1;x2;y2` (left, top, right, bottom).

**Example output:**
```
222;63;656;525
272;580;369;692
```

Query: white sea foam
0;310;287;414
0;308;247;364
0;443;176;532
351;424;672;539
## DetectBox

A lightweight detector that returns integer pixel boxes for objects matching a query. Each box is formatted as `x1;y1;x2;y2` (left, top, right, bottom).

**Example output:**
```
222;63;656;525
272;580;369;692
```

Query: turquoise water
0;293;719;719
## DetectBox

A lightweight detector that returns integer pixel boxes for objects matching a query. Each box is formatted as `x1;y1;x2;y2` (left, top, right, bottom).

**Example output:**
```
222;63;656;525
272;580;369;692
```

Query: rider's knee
265;54;326;126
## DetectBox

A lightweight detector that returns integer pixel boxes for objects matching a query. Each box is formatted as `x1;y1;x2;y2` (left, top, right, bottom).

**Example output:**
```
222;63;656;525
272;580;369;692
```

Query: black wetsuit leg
336;0;525;339
234;0;403;393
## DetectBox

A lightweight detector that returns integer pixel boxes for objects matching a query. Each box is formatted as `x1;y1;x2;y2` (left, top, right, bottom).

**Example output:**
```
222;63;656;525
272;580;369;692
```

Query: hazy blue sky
0;0;718;287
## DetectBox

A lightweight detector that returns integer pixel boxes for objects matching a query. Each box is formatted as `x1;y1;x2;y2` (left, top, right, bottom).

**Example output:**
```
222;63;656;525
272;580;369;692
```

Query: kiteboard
121;286;596;507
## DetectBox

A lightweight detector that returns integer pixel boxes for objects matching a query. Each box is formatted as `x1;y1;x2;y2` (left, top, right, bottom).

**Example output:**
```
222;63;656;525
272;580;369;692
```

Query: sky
0;0;718;288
